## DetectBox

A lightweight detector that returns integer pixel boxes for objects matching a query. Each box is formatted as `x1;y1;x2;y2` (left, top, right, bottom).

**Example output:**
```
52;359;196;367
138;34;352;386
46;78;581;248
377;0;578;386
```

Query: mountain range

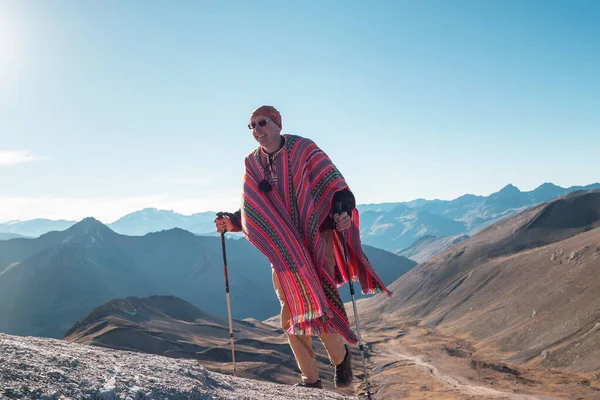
0;209;219;238
2;188;599;399
0;219;414;338
3;183;598;264
358;188;600;398
357;182;600;254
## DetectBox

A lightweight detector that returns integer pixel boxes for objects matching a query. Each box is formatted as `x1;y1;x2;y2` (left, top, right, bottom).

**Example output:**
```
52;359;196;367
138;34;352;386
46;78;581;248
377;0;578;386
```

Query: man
214;105;391;389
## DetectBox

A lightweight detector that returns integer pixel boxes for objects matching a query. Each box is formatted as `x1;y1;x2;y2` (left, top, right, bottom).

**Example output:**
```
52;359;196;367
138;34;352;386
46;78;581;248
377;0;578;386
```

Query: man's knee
280;312;291;332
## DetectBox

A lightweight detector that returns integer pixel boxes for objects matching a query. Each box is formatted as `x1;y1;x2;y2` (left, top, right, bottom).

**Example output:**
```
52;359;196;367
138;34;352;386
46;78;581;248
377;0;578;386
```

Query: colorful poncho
241;134;392;343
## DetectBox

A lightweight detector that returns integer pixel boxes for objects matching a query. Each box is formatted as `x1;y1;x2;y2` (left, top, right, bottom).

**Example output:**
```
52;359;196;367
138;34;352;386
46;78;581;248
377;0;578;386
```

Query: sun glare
0;11;21;86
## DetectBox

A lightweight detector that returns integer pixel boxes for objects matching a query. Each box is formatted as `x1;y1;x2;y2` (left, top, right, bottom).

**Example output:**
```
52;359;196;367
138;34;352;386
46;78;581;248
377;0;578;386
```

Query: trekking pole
335;203;372;399
216;212;237;377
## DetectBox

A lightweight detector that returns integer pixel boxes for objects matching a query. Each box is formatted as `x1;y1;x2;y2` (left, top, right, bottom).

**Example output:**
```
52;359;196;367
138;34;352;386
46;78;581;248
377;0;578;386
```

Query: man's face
250;114;281;150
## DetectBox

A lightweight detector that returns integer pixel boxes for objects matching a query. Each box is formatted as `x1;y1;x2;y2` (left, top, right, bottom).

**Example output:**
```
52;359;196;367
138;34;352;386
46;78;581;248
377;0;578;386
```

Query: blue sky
1;0;599;223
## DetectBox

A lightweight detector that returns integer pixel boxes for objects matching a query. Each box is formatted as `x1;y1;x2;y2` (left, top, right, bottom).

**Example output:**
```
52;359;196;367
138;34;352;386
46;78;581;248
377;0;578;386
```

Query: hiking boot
334;345;353;388
294;379;323;389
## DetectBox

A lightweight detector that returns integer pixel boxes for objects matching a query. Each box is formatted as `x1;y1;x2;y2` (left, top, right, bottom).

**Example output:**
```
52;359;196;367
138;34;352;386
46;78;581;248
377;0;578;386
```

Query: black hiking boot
334;345;353;388
294;379;323;389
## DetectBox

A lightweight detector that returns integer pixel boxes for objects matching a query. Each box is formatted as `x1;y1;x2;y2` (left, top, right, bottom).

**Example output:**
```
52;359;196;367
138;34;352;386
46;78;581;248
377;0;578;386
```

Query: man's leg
272;268;320;384
318;229;353;388
316;229;347;365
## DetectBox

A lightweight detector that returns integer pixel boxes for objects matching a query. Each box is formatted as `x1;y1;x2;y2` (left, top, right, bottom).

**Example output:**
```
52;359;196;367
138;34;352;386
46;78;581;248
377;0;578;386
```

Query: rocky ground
0;333;356;400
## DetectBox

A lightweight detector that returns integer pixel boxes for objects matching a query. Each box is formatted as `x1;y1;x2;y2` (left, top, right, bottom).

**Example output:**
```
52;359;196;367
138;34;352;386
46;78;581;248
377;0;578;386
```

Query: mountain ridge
360;188;600;373
3;182;598;240
0;219;413;338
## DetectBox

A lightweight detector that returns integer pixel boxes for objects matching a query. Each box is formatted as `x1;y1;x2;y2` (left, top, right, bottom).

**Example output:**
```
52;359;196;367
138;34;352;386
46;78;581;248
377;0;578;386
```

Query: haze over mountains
0;219;75;238
0;218;413;338
0;232;29;240
3;183;598;265
0;210;219;238
357;182;600;254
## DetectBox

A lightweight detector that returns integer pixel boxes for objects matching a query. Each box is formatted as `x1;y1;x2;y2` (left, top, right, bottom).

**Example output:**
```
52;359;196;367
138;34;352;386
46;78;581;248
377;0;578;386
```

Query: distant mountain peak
499;183;521;193
67;217;114;237
535;182;560;190
77;217;105;226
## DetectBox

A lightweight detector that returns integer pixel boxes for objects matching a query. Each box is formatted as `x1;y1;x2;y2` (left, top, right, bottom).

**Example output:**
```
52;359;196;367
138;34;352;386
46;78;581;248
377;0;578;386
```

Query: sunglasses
248;118;272;130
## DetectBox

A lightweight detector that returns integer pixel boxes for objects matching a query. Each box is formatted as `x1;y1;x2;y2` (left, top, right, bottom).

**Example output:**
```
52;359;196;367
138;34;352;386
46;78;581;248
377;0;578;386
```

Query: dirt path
387;349;543;400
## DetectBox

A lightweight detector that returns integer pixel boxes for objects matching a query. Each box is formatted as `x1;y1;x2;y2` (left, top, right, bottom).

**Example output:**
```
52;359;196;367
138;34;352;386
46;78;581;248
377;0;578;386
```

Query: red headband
250;105;282;129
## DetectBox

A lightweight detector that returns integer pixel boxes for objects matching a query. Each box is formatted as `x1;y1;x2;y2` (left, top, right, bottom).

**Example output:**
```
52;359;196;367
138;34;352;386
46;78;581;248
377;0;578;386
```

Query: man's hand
214;216;235;233
334;211;352;231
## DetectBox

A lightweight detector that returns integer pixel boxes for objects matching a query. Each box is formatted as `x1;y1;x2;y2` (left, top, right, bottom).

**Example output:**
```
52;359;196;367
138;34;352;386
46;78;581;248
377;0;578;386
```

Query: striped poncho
241;134;391;343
